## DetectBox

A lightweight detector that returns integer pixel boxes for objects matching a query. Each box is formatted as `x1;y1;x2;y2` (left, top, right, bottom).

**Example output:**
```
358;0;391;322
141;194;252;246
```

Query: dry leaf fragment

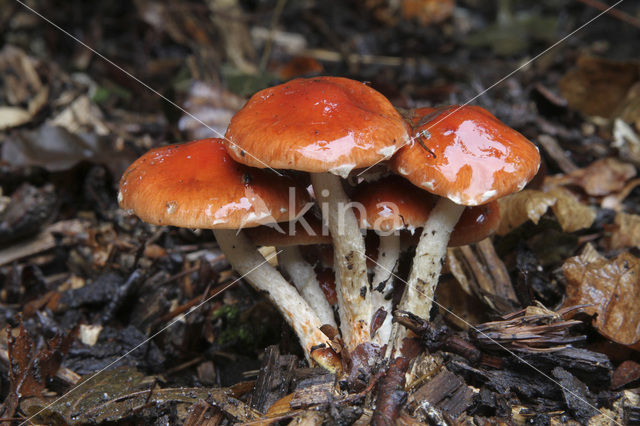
559;56;640;119
178;81;245;140
601;178;640;211
4;321;75;420
497;189;556;235
606;212;640;249
562;244;640;348
613;119;640;166
547;158;637;197
546;187;596;233
615;81;640;128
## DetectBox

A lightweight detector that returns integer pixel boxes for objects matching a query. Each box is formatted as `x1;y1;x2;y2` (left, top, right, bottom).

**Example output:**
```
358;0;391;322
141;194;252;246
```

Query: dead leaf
0;46;50;130
613;119;640;166
606;212;640;249
50;95;109;136
2;124;136;176
562;245;640;348
601;178;640;211
497;190;557;235
559;56;640;119
178;80;245;140
546;158;637;197
615;81;640;128
546;187;596;233
23;366;260;424
3;320;75;420
0;86;49;130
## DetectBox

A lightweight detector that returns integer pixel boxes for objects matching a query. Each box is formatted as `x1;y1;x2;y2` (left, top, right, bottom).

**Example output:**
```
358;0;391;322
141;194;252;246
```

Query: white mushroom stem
213;229;339;370
278;246;337;328
391;198;465;354
311;172;371;351
371;233;400;347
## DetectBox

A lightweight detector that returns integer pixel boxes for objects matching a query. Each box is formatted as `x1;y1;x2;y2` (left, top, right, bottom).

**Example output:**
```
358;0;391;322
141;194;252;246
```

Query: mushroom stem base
213;229;340;371
311;172;371;352
391;198;465;354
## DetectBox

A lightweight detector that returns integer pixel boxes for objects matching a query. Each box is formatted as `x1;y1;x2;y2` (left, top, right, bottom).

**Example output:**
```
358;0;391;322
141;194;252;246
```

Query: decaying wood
290;376;337;409
249;345;298;413
409;369;474;422
447;238;519;314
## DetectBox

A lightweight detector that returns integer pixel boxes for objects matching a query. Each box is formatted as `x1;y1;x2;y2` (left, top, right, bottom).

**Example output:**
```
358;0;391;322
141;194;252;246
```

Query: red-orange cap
449;201;500;246
225;77;409;177
245;214;331;246
352;175;500;243
391;105;540;205
351;175;437;232
400;201;500;247
118;138;310;229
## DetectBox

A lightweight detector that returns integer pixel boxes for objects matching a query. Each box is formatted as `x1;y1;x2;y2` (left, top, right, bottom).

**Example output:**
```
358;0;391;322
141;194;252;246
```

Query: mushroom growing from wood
118;138;340;371
225;77;410;352
390;105;540;349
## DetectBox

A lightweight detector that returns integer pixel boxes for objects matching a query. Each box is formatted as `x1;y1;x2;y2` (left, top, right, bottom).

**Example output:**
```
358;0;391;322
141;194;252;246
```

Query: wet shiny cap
352;175;436;233
225;77;409;178
392;105;540;206
118;138;310;229
352;175;500;244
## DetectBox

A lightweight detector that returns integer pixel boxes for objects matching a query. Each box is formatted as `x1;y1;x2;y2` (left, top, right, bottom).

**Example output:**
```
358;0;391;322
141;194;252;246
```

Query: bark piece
410;369;474;421
250;345;298;413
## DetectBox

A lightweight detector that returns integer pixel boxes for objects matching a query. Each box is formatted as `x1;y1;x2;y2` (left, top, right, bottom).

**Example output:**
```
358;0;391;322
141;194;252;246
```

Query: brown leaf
24;366;260;424
177;81;245;141
605;212;640;250
615;81;640;128
4;320;75;420
497;190;557;235
497;186;594;235
613;119;640;167
601;177;640;211
547;158;637;197
559;55;640;119
546;187;596;233
562;245;640;348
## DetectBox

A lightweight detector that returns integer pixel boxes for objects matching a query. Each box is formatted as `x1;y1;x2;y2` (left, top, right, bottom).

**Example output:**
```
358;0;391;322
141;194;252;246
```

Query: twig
576;0;640;29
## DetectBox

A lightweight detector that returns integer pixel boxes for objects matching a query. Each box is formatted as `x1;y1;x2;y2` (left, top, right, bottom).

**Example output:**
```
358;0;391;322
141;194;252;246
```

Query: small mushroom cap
392;105;540;206
245;214;331;247
225;77;409;177
352;175;500;244
399;202;500;247
352;175;436;233
118;138;310;229
449;201;500;247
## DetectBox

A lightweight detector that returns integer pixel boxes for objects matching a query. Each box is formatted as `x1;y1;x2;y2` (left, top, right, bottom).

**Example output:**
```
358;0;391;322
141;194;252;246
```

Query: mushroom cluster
118;77;540;378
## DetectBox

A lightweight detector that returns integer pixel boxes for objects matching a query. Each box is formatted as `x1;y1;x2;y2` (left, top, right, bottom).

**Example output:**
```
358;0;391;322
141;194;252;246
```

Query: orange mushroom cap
118;138;310;228
352;175;500;245
391;105;540;206
225;77;409;176
352;175;436;233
